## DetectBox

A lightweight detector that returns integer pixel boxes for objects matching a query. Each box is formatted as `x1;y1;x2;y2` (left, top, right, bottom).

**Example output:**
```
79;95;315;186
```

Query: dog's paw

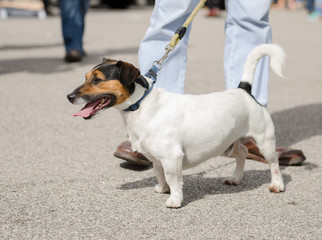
224;178;240;186
269;183;285;193
166;197;182;208
154;184;170;194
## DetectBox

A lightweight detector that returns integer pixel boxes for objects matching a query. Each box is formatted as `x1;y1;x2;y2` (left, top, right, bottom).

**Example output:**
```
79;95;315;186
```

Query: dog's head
67;58;140;119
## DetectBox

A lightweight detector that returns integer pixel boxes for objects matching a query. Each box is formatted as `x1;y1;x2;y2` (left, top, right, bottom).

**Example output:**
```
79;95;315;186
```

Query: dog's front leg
161;155;184;208
153;161;170;194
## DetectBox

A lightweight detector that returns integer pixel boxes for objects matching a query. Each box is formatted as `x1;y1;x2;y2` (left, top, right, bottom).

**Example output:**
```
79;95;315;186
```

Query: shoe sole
113;151;152;166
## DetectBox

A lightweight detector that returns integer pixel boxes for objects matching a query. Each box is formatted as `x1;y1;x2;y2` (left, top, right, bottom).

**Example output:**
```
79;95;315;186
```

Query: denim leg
60;0;89;54
224;0;272;106
306;0;315;12
138;0;200;93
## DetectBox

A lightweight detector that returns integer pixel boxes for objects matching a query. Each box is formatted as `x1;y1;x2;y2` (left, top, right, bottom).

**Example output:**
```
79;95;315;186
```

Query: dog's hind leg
269;161;285;193
254;130;285;193
153;160;170;194
224;140;248;186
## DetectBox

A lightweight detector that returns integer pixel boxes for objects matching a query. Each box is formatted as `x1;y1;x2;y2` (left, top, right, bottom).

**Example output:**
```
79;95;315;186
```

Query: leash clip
156;45;175;66
146;61;161;83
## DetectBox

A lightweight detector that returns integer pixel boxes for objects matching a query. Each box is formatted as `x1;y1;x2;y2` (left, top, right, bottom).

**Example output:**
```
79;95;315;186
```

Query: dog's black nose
67;93;76;103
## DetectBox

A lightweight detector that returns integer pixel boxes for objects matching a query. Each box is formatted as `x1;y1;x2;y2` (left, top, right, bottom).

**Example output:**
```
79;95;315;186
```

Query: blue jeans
138;0;272;106
59;0;89;54
306;0;315;12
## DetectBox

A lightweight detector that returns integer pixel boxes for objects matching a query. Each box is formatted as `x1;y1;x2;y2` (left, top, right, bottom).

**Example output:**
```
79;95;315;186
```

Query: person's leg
115;0;199;165
306;0;315;12
116;0;306;167
224;0;272;106
138;0;200;93
224;0;306;165
60;0;89;61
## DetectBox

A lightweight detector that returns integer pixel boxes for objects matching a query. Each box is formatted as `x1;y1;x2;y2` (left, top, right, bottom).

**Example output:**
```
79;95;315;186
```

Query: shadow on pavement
182;169;292;207
272;103;322;146
119;162;153;171
119;166;292;207
0;46;138;74
0;43;62;51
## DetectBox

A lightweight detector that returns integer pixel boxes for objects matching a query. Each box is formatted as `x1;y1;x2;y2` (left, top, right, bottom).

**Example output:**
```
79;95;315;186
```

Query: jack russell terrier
67;44;285;208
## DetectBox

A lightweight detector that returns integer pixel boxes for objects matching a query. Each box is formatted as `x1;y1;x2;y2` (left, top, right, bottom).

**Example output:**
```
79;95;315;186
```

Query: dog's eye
93;78;103;85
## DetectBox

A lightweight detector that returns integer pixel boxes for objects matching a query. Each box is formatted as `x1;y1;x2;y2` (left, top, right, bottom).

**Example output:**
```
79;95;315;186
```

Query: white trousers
138;0;272;106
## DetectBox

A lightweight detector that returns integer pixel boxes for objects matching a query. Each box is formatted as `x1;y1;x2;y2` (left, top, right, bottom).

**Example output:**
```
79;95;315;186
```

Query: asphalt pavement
0;5;322;240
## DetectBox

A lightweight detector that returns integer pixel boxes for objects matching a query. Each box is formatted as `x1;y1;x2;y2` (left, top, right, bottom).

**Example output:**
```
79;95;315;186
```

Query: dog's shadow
118;165;293;207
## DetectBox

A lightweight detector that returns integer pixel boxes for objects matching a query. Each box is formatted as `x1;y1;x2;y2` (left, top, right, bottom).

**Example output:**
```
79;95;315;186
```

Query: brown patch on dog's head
67;58;141;119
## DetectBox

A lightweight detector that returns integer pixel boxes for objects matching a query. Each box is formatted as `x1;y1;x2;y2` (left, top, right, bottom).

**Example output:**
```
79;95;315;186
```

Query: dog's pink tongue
72;99;100;118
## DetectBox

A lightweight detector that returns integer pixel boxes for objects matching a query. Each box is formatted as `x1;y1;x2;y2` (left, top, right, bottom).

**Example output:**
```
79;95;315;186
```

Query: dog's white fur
118;44;285;208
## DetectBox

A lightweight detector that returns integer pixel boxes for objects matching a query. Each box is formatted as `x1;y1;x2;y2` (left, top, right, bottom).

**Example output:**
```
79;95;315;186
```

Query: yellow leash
169;0;207;48
155;0;207;66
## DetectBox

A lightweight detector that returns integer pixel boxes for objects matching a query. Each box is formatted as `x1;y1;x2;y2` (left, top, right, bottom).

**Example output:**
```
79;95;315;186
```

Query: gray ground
0;6;322;240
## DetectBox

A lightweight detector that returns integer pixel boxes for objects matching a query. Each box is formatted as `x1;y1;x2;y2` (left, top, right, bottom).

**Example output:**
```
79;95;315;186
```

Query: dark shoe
245;139;306;166
64;49;84;63
276;147;306;166
114;141;151;166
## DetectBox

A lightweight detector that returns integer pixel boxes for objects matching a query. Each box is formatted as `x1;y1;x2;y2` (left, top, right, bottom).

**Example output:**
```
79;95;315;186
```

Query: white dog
68;44;285;208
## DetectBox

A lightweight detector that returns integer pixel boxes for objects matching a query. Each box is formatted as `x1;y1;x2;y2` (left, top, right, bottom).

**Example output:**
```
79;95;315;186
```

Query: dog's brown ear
117;61;140;85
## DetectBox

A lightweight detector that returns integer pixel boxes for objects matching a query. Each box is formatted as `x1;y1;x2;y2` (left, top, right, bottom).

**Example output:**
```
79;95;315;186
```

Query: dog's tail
241;44;286;86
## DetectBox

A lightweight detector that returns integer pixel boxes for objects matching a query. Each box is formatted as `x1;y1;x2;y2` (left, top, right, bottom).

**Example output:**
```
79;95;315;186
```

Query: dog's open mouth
72;95;115;119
